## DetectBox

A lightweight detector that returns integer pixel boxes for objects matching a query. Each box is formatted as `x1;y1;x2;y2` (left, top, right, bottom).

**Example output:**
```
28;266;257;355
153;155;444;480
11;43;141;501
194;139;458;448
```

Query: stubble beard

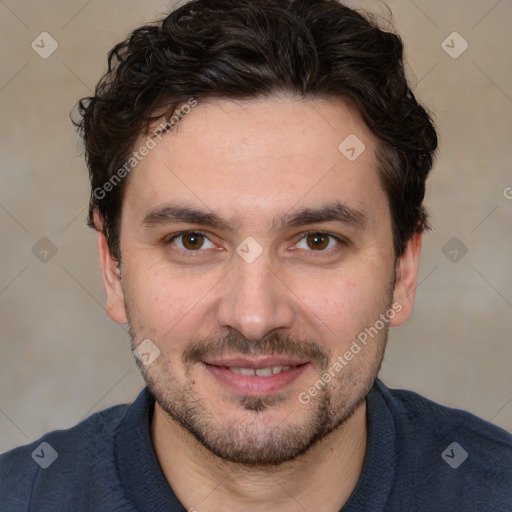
127;323;388;468
123;265;395;467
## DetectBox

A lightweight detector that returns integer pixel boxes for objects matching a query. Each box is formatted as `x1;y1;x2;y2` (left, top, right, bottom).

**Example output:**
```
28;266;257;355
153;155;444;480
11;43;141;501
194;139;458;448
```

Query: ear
389;232;423;327
94;210;128;324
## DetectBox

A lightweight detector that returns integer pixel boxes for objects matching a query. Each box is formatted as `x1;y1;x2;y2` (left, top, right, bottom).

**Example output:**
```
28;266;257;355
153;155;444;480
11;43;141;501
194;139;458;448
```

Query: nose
216;254;296;341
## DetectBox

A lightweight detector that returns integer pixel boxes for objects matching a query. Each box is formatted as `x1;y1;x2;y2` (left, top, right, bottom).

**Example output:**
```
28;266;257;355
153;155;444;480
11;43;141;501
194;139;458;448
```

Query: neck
151;401;367;512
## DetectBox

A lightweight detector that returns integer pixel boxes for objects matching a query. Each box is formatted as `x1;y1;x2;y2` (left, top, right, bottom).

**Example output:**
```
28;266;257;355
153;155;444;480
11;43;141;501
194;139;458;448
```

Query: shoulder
0;402;131;512
377;380;512;447
375;380;512;509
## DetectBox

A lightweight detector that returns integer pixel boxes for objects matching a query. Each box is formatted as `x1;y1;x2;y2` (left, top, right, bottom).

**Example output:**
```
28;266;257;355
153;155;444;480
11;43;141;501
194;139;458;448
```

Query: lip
204;356;309;368
203;358;310;396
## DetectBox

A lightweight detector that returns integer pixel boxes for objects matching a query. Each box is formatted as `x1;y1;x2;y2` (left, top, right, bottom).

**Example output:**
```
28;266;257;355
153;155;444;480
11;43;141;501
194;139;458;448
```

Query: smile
203;359;309;395
226;365;294;376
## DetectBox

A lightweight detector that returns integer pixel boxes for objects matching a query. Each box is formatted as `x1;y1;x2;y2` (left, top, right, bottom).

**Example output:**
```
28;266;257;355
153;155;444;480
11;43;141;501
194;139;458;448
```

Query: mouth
226;365;295;376
202;356;310;396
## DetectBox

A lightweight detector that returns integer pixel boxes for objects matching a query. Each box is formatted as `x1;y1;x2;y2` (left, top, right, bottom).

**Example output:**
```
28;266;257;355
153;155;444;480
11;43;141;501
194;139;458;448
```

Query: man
1;0;510;510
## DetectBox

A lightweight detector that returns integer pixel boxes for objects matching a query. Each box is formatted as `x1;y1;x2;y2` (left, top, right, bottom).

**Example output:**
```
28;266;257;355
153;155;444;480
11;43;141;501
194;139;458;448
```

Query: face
97;96;421;466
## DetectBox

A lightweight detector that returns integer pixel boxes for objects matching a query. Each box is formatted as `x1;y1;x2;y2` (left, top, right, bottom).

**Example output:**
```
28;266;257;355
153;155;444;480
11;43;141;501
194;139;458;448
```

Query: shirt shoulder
376;380;512;510
0;402;133;512
381;381;512;448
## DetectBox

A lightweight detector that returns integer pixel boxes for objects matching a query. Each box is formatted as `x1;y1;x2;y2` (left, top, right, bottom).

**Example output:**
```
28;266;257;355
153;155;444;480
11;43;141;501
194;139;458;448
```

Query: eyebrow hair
278;202;368;231
141;205;237;231
140;201;368;232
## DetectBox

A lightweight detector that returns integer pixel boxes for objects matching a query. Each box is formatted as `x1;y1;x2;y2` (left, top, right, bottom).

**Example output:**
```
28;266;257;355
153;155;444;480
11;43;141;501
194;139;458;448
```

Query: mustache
182;329;330;370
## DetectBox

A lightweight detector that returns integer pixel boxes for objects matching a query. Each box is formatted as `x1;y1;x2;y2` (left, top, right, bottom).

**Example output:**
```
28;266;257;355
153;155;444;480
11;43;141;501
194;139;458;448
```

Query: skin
95;96;422;511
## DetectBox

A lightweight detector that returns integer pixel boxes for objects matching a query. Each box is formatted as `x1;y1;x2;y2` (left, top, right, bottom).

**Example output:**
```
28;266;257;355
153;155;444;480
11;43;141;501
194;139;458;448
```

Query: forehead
122;96;387;232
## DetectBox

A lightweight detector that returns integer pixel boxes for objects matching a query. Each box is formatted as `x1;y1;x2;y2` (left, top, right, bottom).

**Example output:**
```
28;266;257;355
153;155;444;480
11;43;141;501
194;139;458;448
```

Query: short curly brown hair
75;0;437;262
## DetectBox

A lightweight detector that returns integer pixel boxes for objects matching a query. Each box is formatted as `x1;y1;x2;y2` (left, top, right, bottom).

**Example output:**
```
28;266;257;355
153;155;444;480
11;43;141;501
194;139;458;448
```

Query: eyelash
164;231;216;256
294;230;348;254
165;230;348;255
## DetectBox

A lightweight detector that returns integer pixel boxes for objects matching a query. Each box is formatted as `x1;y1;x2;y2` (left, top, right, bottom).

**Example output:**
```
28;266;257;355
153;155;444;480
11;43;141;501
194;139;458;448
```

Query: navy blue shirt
1;380;511;511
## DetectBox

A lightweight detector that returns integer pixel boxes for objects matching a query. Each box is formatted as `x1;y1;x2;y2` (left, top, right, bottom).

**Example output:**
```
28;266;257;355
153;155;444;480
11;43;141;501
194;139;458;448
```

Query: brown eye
294;232;344;253
169;232;215;251
181;233;205;250
306;233;330;250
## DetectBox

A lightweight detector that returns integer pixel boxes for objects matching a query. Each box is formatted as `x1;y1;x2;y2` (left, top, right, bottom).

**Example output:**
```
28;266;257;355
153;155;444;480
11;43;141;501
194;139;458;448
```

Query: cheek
125;263;221;341
304;277;358;322
290;264;392;343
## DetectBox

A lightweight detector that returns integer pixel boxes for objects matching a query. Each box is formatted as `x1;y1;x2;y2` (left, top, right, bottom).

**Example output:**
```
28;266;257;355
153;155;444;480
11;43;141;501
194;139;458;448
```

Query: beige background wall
1;0;511;453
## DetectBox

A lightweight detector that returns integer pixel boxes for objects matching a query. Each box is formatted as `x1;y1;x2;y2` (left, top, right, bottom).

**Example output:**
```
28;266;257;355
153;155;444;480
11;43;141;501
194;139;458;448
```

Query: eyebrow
278;202;368;231
141;205;236;231
140;202;368;232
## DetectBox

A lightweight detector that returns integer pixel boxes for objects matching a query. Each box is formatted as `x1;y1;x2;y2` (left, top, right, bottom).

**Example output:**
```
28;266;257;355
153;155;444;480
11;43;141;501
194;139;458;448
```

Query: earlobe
389;232;423;327
94;210;128;324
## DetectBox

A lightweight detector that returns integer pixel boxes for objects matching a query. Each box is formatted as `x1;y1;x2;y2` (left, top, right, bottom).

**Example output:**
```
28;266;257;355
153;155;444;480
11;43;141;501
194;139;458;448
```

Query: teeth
227;365;294;376
255;367;273;377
